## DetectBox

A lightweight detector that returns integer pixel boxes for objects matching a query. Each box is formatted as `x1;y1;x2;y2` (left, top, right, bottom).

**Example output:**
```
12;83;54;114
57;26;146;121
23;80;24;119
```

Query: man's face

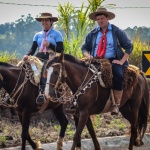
96;15;109;28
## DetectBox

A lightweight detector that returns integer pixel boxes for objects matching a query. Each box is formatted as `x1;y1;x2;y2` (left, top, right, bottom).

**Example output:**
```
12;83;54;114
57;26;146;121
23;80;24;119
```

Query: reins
47;58;103;105
0;64;36;108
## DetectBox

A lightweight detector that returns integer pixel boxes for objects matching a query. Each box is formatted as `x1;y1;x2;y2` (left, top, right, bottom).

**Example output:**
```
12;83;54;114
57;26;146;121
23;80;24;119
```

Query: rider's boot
36;86;46;106
36;62;47;105
111;90;123;115
36;79;47;105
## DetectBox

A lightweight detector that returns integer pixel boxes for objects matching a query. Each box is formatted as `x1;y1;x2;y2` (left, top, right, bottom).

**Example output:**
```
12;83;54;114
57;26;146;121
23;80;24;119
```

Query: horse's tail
138;72;150;138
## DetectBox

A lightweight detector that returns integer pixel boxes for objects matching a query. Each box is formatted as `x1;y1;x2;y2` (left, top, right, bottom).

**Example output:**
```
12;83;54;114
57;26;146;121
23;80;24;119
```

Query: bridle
46;62;69;103
45;57;108;108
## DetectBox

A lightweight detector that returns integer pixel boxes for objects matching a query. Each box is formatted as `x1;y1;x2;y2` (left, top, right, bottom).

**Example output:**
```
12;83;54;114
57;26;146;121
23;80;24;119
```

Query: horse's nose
49;89;55;97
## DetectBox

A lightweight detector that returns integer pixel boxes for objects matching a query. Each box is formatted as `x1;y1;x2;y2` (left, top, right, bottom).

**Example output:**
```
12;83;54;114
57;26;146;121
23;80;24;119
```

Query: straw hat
35;12;58;22
89;7;115;21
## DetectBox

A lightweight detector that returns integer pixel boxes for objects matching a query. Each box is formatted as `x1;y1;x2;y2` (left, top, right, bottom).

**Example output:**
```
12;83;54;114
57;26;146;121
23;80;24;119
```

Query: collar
42;27;53;35
97;22;112;31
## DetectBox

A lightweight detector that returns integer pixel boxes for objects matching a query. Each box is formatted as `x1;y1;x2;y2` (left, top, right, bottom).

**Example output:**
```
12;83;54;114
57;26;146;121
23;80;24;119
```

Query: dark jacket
81;24;133;66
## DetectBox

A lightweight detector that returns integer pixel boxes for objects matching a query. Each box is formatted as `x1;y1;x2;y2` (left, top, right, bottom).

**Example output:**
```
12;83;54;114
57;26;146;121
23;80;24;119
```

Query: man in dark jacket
81;7;133;115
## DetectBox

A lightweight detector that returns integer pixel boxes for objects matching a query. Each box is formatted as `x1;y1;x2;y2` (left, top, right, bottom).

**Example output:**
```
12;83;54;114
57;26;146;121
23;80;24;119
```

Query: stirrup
65;105;76;114
36;93;46;105
111;105;119;115
65;108;76;114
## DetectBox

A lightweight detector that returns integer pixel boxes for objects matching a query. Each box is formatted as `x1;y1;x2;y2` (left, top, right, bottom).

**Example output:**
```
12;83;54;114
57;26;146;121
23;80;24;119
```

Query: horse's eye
54;71;58;75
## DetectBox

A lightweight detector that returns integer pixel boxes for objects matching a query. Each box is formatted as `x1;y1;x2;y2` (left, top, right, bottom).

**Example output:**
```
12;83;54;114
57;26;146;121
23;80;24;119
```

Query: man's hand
83;51;93;60
43;40;50;48
23;55;28;61
112;53;129;65
112;59;123;65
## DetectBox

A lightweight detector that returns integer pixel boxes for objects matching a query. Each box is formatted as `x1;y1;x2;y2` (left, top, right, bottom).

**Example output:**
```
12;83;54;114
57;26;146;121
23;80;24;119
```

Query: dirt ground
0;108;150;149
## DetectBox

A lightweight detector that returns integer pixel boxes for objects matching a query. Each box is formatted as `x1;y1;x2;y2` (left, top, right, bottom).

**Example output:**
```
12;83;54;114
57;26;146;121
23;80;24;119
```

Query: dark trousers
40;62;47;93
112;63;124;90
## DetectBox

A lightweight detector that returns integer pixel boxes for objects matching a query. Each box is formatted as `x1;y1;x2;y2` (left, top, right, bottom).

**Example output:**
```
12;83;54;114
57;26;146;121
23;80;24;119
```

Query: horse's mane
0;62;15;68
64;54;87;67
46;54;88;69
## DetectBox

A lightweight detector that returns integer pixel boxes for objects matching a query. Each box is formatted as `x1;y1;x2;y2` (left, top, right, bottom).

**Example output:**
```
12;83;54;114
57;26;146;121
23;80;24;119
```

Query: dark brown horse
0;62;74;150
44;53;150;150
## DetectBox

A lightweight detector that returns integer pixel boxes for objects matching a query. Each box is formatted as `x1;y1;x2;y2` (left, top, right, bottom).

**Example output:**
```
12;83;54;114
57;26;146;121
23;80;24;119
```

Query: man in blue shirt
81;7;133;115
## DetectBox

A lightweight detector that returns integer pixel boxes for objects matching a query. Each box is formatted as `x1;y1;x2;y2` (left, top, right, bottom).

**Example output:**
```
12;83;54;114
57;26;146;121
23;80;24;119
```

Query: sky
0;0;150;29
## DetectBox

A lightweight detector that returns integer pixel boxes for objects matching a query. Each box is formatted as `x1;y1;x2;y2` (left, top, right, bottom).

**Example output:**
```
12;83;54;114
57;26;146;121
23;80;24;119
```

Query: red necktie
96;30;108;58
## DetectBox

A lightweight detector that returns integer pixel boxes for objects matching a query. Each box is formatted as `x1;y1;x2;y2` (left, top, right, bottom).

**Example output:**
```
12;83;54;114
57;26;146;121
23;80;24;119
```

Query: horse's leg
71;111;88;150
120;100;139;150
86;116;102;150
129;106;139;150
52;104;68;150
120;102;133;150
73;115;81;150
18;110;36;150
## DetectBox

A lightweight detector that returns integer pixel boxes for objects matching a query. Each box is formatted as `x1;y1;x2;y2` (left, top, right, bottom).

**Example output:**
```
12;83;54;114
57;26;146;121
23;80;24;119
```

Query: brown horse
0;61;78;150
44;53;150;150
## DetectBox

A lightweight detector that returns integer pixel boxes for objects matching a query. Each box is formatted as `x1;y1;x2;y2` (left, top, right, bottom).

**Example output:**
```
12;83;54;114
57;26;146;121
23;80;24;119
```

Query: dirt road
1;134;150;150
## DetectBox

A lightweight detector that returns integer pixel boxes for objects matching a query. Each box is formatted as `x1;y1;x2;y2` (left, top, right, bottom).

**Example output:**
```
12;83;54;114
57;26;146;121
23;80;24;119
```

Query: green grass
0;51;17;62
109;118;126;131
0;136;6;146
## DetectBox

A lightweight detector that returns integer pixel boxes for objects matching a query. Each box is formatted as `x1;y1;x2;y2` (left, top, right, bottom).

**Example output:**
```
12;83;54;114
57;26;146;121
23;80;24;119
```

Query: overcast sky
0;0;150;29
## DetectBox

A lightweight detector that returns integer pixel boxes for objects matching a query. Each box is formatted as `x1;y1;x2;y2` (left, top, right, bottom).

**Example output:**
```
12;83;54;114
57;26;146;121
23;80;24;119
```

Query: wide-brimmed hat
89;7;115;21
35;12;58;22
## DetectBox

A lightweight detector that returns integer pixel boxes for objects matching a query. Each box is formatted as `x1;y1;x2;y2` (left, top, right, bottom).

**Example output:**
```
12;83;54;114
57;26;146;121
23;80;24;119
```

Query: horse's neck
65;61;91;93
0;67;22;94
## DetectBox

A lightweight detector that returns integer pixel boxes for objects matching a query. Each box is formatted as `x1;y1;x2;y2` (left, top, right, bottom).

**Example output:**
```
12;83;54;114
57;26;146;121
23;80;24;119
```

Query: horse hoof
56;136;64;150
100;145;103;150
134;140;144;147
141;141;144;145
35;141;44;150
75;147;81;150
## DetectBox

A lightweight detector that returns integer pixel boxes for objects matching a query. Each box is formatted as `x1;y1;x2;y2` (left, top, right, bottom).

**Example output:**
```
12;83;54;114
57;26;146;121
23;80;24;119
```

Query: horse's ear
57;51;64;62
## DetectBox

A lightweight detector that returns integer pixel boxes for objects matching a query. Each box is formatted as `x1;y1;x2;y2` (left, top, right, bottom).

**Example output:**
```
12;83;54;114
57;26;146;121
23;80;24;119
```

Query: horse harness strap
46;62;69;103
70;63;106;106
88;64;106;88
51;63;63;89
48;61;105;106
46;60;107;106
0;64;36;108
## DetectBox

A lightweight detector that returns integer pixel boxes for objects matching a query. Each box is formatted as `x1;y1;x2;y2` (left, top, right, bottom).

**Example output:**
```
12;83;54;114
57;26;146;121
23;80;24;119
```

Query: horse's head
44;52;67;101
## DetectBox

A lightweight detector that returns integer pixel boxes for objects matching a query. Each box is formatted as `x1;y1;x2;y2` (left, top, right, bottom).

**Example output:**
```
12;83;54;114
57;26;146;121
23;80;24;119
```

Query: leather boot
36;90;46;105
111;90;123;115
36;79;46;105
36;62;47;105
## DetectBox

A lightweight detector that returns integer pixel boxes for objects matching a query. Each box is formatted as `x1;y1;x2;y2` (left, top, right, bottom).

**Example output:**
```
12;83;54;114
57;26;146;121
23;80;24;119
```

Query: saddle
17;56;43;86
84;57;139;89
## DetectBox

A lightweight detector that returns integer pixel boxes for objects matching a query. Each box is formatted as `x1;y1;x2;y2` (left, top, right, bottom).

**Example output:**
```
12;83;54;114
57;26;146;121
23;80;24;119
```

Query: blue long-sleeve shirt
94;23;116;58
81;23;133;66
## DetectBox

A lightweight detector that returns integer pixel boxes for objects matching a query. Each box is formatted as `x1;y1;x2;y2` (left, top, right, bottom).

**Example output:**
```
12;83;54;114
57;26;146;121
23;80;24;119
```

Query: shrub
129;37;150;69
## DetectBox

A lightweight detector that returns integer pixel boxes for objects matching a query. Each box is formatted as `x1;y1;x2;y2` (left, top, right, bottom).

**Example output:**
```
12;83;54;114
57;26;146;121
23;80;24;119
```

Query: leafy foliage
0;1;149;64
0;14;41;57
56;0;104;58
129;37;150;69
0;136;6;146
0;51;17;63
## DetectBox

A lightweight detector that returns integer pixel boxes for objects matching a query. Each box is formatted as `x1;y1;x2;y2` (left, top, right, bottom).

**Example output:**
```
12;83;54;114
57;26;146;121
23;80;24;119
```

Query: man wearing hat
23;12;64;105
81;7;133;115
